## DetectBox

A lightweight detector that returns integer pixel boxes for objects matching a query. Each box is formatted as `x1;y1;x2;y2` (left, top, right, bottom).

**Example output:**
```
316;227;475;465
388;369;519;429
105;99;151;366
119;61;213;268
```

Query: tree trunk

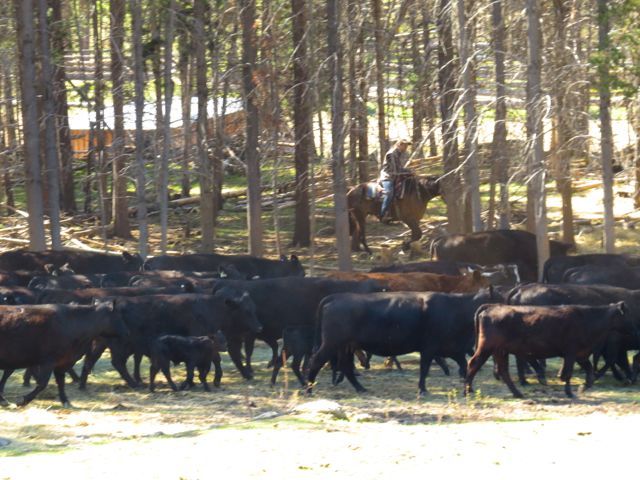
355;20;369;183
437;0;464;233
372;0;386;166
1;57;16;209
130;0;148;257
526;0;549;280
410;7;424;156
241;0;263;256
457;0;482;232
328;0;352;271
110;0;131;238
194;0;214;252
151;3;164;203
50;0;76;213
347;0;358;183
15;0;46;250
178;27;192;198
597;0;615;253
552;0;575;246
488;0;509;229
291;0;311;247
160;0;175;254
37;0;62;249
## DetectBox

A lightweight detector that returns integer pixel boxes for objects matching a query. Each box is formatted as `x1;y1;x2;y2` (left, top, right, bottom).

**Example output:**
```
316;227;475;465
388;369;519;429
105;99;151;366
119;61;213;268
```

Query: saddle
365;175;414;201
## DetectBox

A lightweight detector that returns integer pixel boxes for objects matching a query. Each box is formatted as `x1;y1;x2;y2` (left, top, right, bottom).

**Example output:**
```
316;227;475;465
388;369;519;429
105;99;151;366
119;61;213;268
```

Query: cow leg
149;361;159;392
577;358;594;390
79;340;108;390
227;337;252;380
160;360;178;392
516;356;529;386
494;352;523;398
110;347;139;388
133;352;144;385
211;352;222;388
23;369;33;387
560;356;576;398
290;354;306;387
180;363;196;391
197;363;211;392
339;352;366;393
264;338;280;370
306;346;336;394
67;367;80;383
614;350;633;384
354;350;370;369
53;368;71;408
244;336;256;374
418;352;435;395
464;350;492;395
434;356;449;376
451;353;467;378
528;358;547;385
330;356;344;385
0;369;14;406
631;353;640;383
270;349;286;385
17;366;53;407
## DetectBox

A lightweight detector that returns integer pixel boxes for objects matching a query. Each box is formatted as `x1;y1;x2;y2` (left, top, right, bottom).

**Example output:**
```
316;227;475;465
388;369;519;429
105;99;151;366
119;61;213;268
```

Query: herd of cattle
0;228;639;408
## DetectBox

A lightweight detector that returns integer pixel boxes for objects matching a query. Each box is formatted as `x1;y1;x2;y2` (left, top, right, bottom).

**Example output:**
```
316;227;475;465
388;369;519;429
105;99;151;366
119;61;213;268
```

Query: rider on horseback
379;138;413;221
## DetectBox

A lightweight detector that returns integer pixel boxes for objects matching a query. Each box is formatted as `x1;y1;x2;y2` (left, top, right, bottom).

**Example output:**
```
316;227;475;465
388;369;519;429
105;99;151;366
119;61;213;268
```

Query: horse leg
402;220;423;250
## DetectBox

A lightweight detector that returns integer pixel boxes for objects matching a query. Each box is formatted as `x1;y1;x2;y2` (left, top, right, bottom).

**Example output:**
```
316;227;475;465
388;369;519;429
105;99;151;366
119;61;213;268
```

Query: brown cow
326;270;489;293
464;302;634;399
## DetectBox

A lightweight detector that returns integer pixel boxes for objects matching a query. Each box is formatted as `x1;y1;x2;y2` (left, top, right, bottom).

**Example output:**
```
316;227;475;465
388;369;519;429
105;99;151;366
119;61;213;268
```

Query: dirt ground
0;343;639;477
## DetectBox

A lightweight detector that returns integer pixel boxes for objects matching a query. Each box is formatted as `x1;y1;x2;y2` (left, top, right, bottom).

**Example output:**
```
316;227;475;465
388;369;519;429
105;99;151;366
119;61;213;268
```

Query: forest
1;0;640;274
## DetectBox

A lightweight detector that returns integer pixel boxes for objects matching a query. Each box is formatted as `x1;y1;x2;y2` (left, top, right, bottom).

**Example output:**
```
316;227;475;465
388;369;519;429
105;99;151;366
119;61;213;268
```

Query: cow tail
429;236;440;260
313;297;329;354
505;287;519;305
474;304;489;344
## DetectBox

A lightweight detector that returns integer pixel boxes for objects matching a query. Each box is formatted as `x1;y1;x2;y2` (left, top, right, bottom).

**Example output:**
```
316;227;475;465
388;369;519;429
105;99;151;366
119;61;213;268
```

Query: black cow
430;229;572;281
0;249;143;274
27;274;104;290
270;326;314;386
210;277;385;379
562;265;640;289
144;253;305;278
0;287;38;305
465;302;634;398
35;286;194;306
508;283;640;383
149;332;228;392
81;291;261;388
306;288;499;395
0;300;128;407
542;254;632;283
370;261;478;276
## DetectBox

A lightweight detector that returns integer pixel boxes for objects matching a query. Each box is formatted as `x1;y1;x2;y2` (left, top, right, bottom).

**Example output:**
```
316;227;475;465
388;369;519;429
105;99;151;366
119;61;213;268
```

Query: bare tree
487;0;509;229
526;0;549;280
110;0;131;238
14;0;46;250
160;0;176;254
241;0;263;256
194;0;214;252
372;0;386;166
457;0;482;232
597;0;615;252
291;0;311;247
1;61;16;209
328;0;352;271
130;0;148;257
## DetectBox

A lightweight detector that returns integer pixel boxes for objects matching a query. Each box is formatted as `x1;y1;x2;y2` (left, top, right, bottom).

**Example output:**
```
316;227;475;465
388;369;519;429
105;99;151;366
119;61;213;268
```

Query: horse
347;175;441;254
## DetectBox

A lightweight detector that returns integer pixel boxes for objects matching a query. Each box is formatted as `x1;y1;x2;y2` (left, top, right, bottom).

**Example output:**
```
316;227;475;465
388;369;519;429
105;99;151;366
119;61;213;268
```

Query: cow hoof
512;392;524;399
61;401;72;409
0;399;10;408
519;379;530;387
355;387;367;394
419;390;427;397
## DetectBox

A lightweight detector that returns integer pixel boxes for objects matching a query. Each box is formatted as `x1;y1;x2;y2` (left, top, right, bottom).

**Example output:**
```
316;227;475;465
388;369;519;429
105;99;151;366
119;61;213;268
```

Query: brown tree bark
1;60;16;209
241;0;263;256
50;0;76;213
291;0;311;247
372;0;386;166
15;0;46;250
37;0;62;249
130;0;148;257
328;0;352;271
526;0;549;280
110;0;132;238
437;0;464;233
178;20;192;199
597;0;615;253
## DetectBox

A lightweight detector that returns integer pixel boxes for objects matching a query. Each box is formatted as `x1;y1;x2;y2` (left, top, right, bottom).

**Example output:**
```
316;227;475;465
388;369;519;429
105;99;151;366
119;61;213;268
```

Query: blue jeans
380;180;394;217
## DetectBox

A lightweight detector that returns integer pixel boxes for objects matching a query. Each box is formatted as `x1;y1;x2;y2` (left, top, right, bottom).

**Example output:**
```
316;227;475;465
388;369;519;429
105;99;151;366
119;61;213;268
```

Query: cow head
210;330;228;352
93;298;129;338
281;254;306;277
122;252;144;271
213;287;262;334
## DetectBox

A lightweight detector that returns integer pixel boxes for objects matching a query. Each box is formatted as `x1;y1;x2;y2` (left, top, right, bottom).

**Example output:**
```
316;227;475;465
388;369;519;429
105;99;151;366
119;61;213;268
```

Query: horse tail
429;236;443;260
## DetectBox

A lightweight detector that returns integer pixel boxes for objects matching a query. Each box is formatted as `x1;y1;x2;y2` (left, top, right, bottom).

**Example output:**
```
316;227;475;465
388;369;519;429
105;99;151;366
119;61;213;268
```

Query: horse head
417;175;441;202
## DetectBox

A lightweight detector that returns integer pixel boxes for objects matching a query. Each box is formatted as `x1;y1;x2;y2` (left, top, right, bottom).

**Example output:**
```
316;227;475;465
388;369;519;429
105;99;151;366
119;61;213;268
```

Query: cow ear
290;254;299;264
616;301;627;315
44;264;56;275
218;266;228;278
122;252;132;261
472;270;482;281
488;284;495;300
280;254;287;262
180;281;195;293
